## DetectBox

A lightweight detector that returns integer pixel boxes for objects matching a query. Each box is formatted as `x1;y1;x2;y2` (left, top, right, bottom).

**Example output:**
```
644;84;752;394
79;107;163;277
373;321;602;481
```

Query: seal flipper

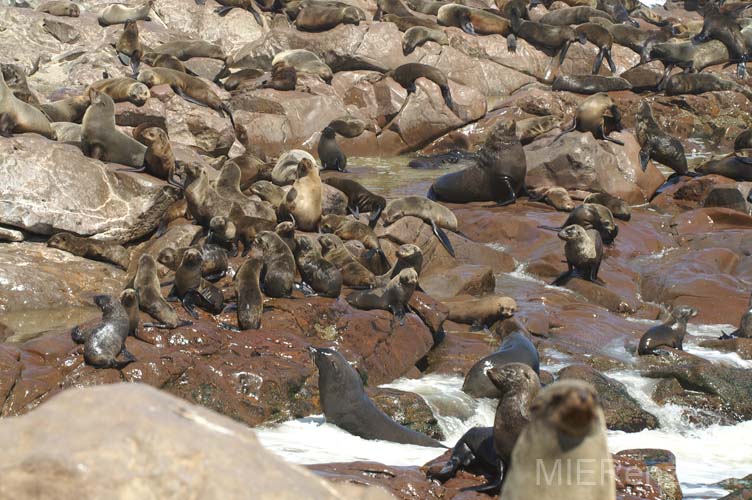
143;319;193;329
496;177;518;207
738;60;747;80
347;204;360;219
460;19;475;35
113;347;137;369
593;49;605;75
368;205;383;228
552;118;577;143
558;41;571;65
181;291;200;318
174;87;209;108
597;125;624;146
431;220;455;257
639;146;650;172
117;53;131;66
462;474;502;494
605;49;617;74
71;326;87;344
215;5;235;15
507;34;517;53
117;164;148;173
389;303;407;326
719;329;739;340
295;281;317;296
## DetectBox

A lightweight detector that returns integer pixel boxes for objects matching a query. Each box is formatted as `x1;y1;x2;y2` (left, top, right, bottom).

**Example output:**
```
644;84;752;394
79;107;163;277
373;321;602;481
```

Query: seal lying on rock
444;295;518;330
47;232;131;270
309;346;444;447
71;295;136;369
583;193;630;221
638;305;698;355
323;177;386;228
383;196;458;257
346;268;418;324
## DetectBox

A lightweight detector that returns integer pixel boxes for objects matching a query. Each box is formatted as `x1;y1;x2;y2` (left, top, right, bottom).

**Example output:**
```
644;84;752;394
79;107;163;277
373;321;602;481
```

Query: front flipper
506;34;517;53
431;220;455;257
117;52;131;66
552;269;575;286
461;474;502;494
389;304;407;326
496;177;518;207
639;146;650;172
295;281;317;296
117;164;147;173
347;204;360;219
181;292;200;319
597;125;624;146
368;205;383;229
558;41;571;65
215;5;235;15
174;86;209;108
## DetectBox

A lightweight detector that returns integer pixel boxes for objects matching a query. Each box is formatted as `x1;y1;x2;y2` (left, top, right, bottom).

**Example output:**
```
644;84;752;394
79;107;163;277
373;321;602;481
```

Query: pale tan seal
81;90;146;167
0;71;55;139
88;77;150;106
98;0;153;26
278;158;322;232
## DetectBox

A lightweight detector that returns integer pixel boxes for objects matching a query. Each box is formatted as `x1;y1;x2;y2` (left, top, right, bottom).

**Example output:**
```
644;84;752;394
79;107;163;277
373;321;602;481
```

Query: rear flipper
431;220;455;257
389;304;407;326
598;125;624;146
113;347;137;369
552;269;575;286
507;34;517;53
368;205;383;229
117;164;147;173
175;87;209;108
347;204;360;219
593;49;605;75
558;41;571;65
551;119;577;144
295;281;317;296
215;5;235;15
117;53;131;66
605;49;617;74
639;146;650;172
461;474;502;494
427;455;462;481
496;177;518;207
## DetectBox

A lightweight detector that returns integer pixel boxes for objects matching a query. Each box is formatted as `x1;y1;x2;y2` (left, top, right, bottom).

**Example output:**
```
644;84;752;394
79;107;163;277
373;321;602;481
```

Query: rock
0;135;176;242
717;474;752;500
0;227;24;242
557;365;659;432
559;277;639;314
366;387;444;440
703;182;752;215
525;130;665;204
614;449;682;500
0;383;391;499
699;338;752;360
420;265;495;300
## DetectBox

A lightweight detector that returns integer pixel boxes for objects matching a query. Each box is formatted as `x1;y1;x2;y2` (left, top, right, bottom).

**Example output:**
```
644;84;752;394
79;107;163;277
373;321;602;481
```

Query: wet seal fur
427;427;497;483
638;305;698;355
255;230;295;297
294;235;343;298
551;224;603;286
346;268;418;324
383;195;458;256
222;248;264;331
553;92;624;146
71;295;136;369
539;202;618;244
322;176;386;228
583;192;630;221
635;101;688;176
318;126;347;172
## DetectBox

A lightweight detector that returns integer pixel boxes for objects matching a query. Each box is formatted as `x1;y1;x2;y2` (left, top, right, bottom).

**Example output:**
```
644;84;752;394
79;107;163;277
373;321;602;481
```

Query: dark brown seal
120;288;140;336
551;75;631;94
508;17;583;66
722;293;752;339
552;224;603;286
318;126;347;172
295;4;363;31
294;235;343;298
133;254;188;329
262;61;297;91
692;2;748;78
170;248;224;317
255;230;295;298
47;232;131;270
437;4;510;36
583;193;631;221
322;177;386;228
346;268;417;324
137;68;232;122
402;26;449;54
40;94;90;123
222;248;264;331
71;295;135;369
318;233;376;288
389;63;455;114
635;100;688;176
638;306;699;355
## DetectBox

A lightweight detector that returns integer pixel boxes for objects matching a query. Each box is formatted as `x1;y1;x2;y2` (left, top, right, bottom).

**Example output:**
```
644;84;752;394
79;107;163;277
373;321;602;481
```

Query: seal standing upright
553;92;624;145
279;158;323;232
294;235;343;298
254;230;295;298
223;248;264;331
552;225;603;286
638;306;698;354
71;295;136;369
0;71;55;139
81;90;146;167
317;126;347;172
133;254;188;329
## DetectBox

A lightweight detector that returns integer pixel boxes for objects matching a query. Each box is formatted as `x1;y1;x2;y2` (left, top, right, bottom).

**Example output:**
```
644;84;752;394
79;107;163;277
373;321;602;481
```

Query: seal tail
431;220;455;257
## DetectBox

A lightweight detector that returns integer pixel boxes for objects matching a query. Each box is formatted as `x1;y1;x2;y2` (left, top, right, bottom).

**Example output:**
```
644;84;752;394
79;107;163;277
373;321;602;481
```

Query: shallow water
344;156;465;198
2;306;99;343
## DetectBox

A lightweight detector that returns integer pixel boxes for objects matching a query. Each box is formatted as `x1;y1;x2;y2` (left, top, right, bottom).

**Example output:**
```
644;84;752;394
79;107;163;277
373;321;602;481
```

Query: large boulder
0;135;177;242
0;383;392;499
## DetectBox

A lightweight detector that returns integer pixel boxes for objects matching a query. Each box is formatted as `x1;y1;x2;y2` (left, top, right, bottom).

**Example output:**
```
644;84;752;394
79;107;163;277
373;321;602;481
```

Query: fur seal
437;4;510;36
346;268;418;324
665;73;752;100
36;0;80;16
375;0;413;18
635;101;688;176
1;64;39;106
500;380;615;500
40;94;90;123
170;248;224;317
382;13;437;31
553;92;624;146
71;295;135;369
215;162;276;221
593;18;672;64
0;71;54;139
429;120;527;206
319;233;376;288
721;293;752;339
427;427;497;482
151;40;226;61
540;203;618;244
178;162;232;227
539;6;612;25
250;180;286;207
120;288;140;336
445;295;518;330
47;232;130;270
322;177;386;228
692;3;748;78
327;116;367;138
98;0;152;26
272;49;333;82
275;221;296;253
404;0;446;14
462;330;540;398
389;63;455;113
294;235;343;298
374;243;423;287
81;90;146;167
649;40;729;78
115;20;144;74
134;254;188;329
225;204;276;255
552;75;631;93
696;156;752;181
309;346;444;447
278;158;323;232
89;77;150;106
208;216;239;256
402;26;449;54
318;126;347;172
255;230;295;297
272;149;317;185
221;68;265;91
734;129;752;155
528;186;575;211
552;224;603;286
223;248;264;331
638;306;698;354
319;214;384;259
295;4;363;31
157;243;229;282
508;17;582;66
125;126;175;179
383;195;458;256
583;193;630;221
516;115;558;144
597;0;638;27
137;68;232;121
213;0;263;23
260;61;296;91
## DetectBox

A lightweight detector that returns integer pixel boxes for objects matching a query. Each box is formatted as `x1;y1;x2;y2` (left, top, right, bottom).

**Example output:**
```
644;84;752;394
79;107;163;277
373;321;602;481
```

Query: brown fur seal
405;0;447;15
319;214;383;256
552;75;631;94
275;221;296;253
215;162;276;221
583;192;630;221
500;380;615;500
516;115;558;144
346;268;417;324
124;126;175;179
178;162;231;227
375;243;423;287
115;20;144;74
375;0;413;18
170;248;224;317
295;4;363;31
272;49;333;82
47;232;130;269
318;233;376;288
222;68;265;91
36;0;80;16
40;94;90;123
255;230;295;297
261;61;297;92
213;0;264;24
137;68;232;122
540;202;618;244
327;116;367;138
250;180;286;207
427;427;496;483
278;158;323;232
151;40;226;61
383;195;458;256
539;6;612;26
0;71;54;139
322;177;386;228
734;129;752;155
437;4;510;36
508;17;583;65
134;254;189;329
309;346;444;447
157;244;229;281
552;224;603;286
389;63;455;113
98;0;152;26
1;64;39;106
120;288;140;336
665;73;752;100
649;40;729;79
638;305;698;354
225;204;276;255
71;295;136;369
721;293;752;339
696;156;752;181
593;18;672;64
88;77;150;106
528;186;575;211
294;235;343;297
429;120;527;206
402;25;449;54
222;248;265;331
445;295;518;329
81;90;146;167
382;13;437;31
318;126;346;172
553;92;624;146
692;3;748;78
635;101;688;176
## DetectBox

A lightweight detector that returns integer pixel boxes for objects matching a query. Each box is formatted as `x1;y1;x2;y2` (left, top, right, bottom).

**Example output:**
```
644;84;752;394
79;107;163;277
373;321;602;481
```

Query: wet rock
420;265;495;300
0;384;390;499
558;277;639;314
717;474;752;500
408;292;448;339
367;387;444;440
557;365;659;432
0;135;175;241
699;338;752;360
614;449;682;500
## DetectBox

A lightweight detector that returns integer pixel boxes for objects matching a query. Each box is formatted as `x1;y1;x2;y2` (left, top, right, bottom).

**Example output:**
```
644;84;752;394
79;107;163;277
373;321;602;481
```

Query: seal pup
40;94;90;123
177;162;232;227
437;4;510;36
427;427;497;483
81;90;146;167
319;233;376;288
278;158;323;232
389;63;455;114
635;101;688;177
150;40;226;61
500;380;615;500
214;162;276;221
88;77;150;106
120;288;140;336
429;120;527;206
638;305;699;355
272;49;333;82
47;232;131;270
346;268;418;324
122;126;175;179
261;61;297;91
327;116;367;138
225;204;276;256
115;20;144;75
1;64;38;106
383;196;458;256
583;193;630;221
98;0;152;26
309;346;444;447
552;224;603;286
462;330;540;398
539;203;618;244
170;248;224;317
721;292;752;339
157;244;229;282
528;186;575;211
402;26;449;54
553;92;624;145
319;214;386;266
374;244;423;287
275;221;296;253
71;295;136;369
318;126;347;172
445;295;518;330
0;71;55;139
255;230;295;298
322;177;386;228
551;75;631;93
36;0;80;16
221;249;264;331
294;235;343;298
250;180;286;207
134;254;190;329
